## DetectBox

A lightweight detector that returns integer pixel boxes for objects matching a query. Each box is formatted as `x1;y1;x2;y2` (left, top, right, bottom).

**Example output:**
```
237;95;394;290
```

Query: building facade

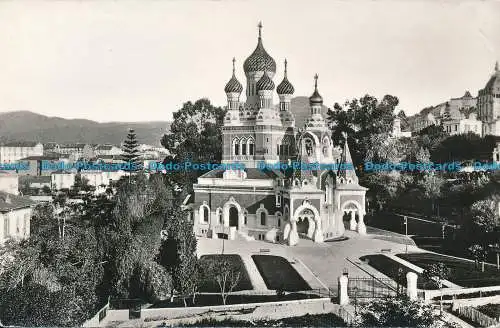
478;62;500;136
189;24;367;246
410;91;481;135
0;142;43;163
0;191;34;245
0;172;19;195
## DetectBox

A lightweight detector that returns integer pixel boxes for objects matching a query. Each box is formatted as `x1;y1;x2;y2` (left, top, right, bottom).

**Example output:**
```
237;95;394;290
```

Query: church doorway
229;206;239;229
297;217;309;234
296;208;316;238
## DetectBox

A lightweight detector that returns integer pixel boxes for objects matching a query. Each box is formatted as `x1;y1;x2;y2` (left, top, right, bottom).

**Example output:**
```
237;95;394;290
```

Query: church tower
243;22;276;109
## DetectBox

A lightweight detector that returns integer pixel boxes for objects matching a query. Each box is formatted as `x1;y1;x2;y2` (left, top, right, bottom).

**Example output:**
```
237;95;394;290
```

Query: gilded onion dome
243;22;276;75
277;59;295;95
256;71;275;91
309;74;323;104
224;58;243;93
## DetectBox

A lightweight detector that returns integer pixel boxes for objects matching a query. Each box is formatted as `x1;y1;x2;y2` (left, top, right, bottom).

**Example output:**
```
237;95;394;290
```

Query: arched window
247;138;254;155
305;138;314;156
218;209;223;224
260;212;266;226
233;138;240;155
240;138;247;155
203;207;209;222
278;218;281;227
200;205;210;224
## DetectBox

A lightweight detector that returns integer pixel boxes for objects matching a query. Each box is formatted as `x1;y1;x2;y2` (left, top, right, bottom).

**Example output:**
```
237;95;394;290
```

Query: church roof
309;74;323;105
243;23;276;75
199;168;282;180
256;71;275;91
337;134;358;182
277;59;295;95
224;58;243;93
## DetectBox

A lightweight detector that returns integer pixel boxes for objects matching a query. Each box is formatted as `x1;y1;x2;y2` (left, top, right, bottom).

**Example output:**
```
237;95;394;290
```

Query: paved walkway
240;255;268;291
198;228;424;293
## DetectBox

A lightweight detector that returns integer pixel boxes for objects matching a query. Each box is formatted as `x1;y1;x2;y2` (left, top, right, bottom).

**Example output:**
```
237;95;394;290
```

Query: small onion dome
256;71;275;91
309;73;323;104
243;22;276;75
277;59;295;95
224;58;243;93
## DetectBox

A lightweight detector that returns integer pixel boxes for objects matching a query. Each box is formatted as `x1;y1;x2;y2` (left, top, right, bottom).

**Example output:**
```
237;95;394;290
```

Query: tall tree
122;129;142;171
161;98;225;193
416;173;445;216
327;94;398;165
203;257;241;305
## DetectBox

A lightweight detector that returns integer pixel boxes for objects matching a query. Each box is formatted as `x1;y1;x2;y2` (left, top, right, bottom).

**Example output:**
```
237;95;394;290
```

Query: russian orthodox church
189;23;367;245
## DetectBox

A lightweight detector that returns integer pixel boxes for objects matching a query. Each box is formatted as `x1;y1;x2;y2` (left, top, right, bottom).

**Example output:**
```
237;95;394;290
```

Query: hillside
0;111;170;146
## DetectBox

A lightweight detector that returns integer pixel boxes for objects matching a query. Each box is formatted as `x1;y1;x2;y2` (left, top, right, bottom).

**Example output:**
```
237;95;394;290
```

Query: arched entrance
291;203;322;242
229;206;239;229
340;200;366;234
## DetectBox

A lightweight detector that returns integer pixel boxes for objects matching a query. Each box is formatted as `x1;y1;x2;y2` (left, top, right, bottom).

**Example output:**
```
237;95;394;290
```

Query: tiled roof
0;191;36;212
59;143;87;149
21;155;60;160
96;144;115;150
2;141;40;147
199;168;281;180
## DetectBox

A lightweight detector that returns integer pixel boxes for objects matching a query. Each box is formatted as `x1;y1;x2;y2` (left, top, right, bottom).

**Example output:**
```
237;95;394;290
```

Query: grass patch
251;255;310;291
359;255;438;290
170;313;347;327
198;254;253;292
397;253;500;287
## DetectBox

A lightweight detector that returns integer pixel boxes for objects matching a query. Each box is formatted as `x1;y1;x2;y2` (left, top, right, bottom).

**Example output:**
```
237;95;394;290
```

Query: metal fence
454;306;499;328
347;277;404;299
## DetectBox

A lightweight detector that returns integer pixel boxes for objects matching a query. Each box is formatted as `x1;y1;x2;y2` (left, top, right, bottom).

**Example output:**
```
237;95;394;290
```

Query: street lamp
404;216;408;253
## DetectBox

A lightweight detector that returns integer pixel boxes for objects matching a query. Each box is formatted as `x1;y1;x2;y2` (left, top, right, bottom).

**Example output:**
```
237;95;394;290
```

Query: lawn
198;254;253;292
172;313;347;326
251;255;311;291
359;255;438;290
397;253;500;287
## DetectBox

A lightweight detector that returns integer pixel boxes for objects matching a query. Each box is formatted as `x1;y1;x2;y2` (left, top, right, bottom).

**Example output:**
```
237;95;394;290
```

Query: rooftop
0;191;36;212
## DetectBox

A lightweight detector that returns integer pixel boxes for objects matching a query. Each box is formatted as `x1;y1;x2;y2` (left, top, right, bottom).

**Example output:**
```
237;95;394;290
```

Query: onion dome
243;22;276;75
309;74;323;104
256;71;275;91
277;59;295;95
224;58;243;93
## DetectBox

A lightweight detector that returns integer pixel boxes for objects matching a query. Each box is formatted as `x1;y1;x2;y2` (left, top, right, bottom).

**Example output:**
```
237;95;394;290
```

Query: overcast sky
1;0;499;122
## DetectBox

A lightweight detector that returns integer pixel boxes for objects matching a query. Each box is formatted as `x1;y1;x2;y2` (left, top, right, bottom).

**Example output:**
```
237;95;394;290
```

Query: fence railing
454;306;499;328
347;276;404;298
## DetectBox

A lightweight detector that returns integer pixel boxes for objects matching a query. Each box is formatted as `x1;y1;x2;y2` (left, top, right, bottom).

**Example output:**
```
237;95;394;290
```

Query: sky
0;0;499;122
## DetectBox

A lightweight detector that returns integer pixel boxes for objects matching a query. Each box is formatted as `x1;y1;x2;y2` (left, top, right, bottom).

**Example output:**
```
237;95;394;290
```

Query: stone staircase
236;229;255;241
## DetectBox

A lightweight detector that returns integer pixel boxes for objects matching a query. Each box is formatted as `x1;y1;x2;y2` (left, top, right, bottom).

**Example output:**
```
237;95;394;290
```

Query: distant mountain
0;111;170;146
289;96;330;128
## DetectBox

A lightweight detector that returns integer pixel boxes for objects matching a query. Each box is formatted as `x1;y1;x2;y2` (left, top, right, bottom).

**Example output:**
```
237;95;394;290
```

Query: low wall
82;302;110;327
102;298;334;325
424;285;500;301
452;295;500;311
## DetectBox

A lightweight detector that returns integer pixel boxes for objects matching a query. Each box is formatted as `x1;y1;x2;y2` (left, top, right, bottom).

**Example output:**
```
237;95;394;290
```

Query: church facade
189;24;367;246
